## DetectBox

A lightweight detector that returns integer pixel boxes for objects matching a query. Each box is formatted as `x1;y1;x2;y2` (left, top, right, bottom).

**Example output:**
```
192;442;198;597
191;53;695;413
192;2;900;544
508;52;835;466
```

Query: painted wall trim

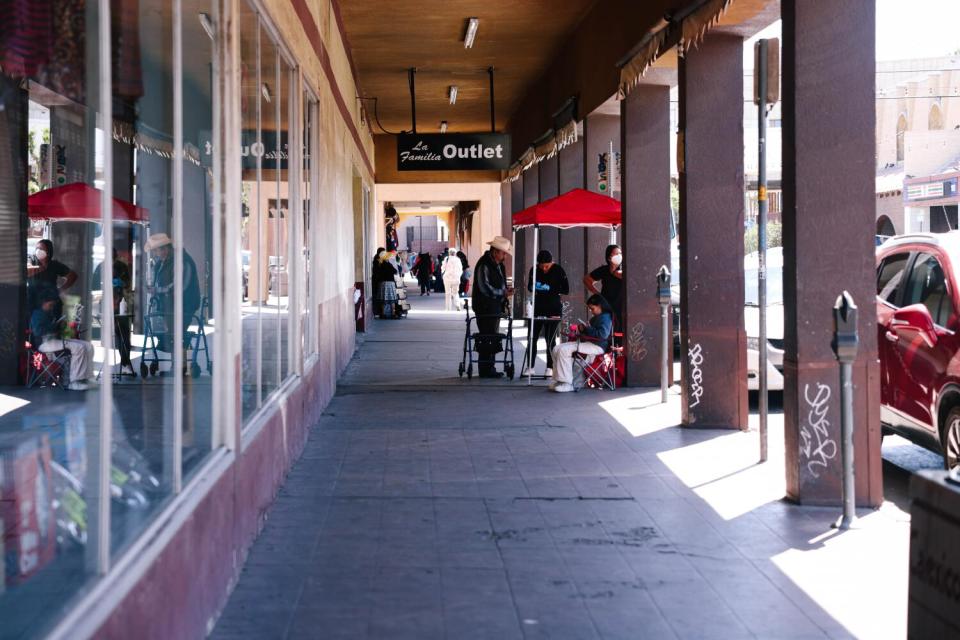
45;448;235;640
288;0;375;179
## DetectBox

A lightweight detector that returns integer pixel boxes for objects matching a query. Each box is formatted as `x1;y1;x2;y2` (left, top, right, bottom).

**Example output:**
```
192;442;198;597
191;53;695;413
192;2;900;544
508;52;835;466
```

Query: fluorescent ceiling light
440;121;448;133
464;18;479;49
449;85;458;105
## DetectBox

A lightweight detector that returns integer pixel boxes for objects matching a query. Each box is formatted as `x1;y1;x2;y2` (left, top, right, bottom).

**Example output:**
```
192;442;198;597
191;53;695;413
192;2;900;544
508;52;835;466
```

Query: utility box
908;469;960;638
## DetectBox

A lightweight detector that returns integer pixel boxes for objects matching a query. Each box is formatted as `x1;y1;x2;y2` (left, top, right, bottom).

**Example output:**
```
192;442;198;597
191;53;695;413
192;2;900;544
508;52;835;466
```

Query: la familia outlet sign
397;133;511;171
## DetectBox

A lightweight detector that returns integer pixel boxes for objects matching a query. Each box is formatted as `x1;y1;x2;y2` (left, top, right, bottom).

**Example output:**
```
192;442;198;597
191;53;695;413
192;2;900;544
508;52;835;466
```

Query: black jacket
471;250;508;315
526;264;569;317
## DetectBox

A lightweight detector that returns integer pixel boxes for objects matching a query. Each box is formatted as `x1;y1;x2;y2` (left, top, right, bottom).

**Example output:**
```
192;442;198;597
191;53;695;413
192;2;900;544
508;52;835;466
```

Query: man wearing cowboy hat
472;236;514;378
145;233;201;357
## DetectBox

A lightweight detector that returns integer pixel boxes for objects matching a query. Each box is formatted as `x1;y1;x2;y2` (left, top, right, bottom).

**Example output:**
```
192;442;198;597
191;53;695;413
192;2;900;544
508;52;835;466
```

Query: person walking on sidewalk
412;252;433;296
524;250;569;377
550;294;612;393
472;236;514;378
441;248;464;311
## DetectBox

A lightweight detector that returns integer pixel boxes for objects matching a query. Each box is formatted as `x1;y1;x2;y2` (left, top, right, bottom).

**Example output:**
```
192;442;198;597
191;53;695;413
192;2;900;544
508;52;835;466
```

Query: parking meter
832;291;859;363
657;265;671;307
832;290;858;529
657;265;671;403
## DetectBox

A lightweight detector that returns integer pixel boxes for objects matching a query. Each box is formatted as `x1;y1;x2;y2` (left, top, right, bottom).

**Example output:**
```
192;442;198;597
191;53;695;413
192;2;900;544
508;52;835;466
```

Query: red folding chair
572;331;624;391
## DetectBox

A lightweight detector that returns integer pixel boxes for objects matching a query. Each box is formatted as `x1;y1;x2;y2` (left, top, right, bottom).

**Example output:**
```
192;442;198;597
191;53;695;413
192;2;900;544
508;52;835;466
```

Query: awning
512;188;621;229
28;182;150;223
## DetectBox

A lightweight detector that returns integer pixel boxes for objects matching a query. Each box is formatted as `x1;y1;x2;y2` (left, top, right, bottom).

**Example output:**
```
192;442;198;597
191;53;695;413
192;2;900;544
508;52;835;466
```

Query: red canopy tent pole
527;224;540;386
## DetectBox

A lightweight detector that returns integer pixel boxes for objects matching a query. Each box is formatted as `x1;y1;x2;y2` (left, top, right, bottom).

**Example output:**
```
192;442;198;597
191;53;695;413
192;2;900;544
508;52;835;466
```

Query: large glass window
0;1;221;633
240;4;297;424
0;3;107;634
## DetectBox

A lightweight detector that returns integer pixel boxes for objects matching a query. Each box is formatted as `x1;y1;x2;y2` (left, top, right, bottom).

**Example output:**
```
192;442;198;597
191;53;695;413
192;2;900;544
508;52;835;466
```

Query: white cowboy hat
144;233;172;252
486;236;512;254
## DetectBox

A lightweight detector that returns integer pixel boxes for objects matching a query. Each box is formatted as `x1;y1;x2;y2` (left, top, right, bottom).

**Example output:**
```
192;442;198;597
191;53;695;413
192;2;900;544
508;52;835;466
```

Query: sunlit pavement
212;292;932;639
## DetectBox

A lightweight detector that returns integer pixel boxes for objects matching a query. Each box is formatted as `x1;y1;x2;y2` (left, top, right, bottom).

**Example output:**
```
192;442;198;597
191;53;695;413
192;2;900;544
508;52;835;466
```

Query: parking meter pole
757;38;770;463
657;266;672;404
833;291;859;530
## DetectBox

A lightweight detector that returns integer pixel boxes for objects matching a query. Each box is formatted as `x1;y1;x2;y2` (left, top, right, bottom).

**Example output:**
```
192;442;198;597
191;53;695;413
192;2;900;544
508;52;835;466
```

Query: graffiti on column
629;321;649;362
801;382;837;478
688;343;704;408
560;300;572;332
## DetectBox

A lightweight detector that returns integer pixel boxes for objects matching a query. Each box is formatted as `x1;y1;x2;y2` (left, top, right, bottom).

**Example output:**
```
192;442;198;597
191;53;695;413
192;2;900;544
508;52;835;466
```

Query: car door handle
885;331;899;343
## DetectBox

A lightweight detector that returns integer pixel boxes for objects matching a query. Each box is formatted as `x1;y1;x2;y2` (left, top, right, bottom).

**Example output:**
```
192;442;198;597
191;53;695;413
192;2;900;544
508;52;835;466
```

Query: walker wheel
458;362;464;378
150;362;159;376
506;364;515;380
191;363;201;379
466;364;473;380
140;363;149;378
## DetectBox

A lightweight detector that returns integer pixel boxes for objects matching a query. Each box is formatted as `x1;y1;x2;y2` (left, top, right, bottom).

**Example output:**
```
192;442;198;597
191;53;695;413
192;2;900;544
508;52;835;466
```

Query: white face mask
610;254;622;266
35;249;48;261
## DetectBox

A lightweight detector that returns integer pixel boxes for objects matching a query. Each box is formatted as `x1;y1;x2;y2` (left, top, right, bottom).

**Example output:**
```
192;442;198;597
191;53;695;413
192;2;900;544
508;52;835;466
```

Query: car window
877;253;910;305
902;253;953;327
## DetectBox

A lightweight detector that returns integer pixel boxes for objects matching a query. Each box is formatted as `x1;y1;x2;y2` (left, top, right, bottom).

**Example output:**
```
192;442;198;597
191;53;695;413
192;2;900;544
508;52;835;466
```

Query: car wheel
944;408;960;470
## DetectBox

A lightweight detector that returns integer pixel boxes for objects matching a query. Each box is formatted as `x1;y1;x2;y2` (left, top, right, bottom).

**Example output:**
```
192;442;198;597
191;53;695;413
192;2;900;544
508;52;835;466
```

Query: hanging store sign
397;133;511;171
905;177;958;203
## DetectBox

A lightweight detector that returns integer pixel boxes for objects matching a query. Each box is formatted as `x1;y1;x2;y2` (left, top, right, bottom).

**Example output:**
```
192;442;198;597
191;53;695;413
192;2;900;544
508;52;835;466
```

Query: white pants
551;341;604;384
443;279;462;311
40;338;94;384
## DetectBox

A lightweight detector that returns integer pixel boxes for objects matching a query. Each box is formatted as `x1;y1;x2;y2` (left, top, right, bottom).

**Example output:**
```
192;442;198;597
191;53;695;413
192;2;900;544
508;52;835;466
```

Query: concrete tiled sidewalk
212;293;912;639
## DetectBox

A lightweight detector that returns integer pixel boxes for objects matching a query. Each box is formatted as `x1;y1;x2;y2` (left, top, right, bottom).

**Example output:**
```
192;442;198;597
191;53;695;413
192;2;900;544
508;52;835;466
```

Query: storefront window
302;94;317;358
240;3;298;424
0;2;106;636
181;0;216;477
0;0;222;632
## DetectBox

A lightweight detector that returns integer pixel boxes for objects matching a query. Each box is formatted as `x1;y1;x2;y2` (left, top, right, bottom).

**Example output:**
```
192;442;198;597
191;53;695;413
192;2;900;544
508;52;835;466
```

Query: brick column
558;138;586;323
621;85;672;387
782;0;882;506
538;155;560;260
678;34;748;429
511;177;525;317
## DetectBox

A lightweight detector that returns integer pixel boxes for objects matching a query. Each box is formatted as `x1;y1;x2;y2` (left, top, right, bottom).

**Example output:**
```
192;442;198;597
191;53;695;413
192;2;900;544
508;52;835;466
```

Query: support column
678;34;748;429
500;180;513;279
621;85;672;387
521;167;539;306
584;113;620;269
511;176;525;317
559;138;586;323
538;155;560;260
782;0;882;506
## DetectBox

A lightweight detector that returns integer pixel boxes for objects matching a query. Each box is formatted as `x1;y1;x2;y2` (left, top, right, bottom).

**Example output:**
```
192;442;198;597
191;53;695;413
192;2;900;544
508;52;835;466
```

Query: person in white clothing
441;248;464;311
30;291;95;390
550;294;613;393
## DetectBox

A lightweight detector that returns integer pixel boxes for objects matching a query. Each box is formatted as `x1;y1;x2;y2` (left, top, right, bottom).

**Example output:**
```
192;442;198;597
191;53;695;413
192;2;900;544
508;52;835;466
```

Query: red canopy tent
511;188;620;229
28;182;150;223
511;188;621;384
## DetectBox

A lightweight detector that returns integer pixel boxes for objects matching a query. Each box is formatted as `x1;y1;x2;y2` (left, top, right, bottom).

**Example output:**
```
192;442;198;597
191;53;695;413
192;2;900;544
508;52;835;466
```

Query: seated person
30;289;95;391
549;294;613;393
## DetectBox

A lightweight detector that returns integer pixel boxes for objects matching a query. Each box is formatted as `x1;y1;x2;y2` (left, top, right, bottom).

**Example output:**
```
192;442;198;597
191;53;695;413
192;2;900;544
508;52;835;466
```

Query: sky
876;0;960;60
744;0;960;68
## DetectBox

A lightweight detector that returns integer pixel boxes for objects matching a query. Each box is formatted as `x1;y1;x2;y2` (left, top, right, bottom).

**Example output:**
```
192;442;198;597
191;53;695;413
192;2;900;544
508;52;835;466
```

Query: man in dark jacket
524;250;569;376
471;236;514;378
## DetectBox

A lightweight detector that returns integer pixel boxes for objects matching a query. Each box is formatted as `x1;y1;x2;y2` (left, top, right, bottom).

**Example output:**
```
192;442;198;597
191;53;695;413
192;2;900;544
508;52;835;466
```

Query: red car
877;233;960;469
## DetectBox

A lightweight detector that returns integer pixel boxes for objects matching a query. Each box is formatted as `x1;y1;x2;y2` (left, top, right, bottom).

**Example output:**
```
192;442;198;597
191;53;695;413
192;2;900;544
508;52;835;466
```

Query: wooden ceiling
338;0;598;134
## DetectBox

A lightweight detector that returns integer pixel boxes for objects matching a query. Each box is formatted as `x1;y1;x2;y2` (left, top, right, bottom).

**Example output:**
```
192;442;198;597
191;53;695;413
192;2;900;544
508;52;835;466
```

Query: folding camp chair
572;331;623;391
24;332;71;390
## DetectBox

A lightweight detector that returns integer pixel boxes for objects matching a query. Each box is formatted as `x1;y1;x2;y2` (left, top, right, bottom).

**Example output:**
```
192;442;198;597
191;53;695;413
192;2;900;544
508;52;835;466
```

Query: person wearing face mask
27;239;78;320
583;244;623;328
